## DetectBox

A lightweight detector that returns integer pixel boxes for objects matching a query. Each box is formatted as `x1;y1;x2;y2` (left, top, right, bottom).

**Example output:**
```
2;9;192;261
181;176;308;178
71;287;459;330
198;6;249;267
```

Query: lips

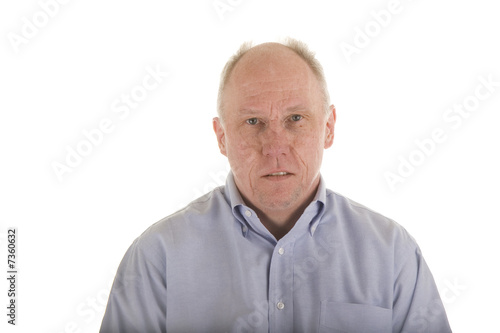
263;171;294;179
266;172;290;176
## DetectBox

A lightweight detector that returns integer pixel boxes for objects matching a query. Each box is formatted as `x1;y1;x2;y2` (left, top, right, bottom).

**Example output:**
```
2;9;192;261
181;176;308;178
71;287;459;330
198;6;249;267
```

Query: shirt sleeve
392;245;452;332
100;236;167;333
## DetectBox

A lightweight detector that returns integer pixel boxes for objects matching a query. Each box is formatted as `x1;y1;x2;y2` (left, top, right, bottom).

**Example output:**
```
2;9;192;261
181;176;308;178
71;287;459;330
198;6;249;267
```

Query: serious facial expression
214;44;335;214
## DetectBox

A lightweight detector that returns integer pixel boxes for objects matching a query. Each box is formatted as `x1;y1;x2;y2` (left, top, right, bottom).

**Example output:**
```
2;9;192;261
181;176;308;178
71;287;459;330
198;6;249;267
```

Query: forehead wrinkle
238;80;312;101
241;88;308;102
231;62;315;92
239;100;304;115
237;77;315;103
238;75;311;89
238;93;311;117
225;50;323;120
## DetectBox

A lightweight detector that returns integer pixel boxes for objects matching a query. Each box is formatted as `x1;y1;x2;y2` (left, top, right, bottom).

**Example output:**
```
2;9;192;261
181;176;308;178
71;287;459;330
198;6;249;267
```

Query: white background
1;0;499;332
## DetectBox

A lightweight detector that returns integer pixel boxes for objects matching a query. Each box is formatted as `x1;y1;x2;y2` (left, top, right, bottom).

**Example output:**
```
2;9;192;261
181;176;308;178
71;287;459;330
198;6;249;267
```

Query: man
100;38;452;332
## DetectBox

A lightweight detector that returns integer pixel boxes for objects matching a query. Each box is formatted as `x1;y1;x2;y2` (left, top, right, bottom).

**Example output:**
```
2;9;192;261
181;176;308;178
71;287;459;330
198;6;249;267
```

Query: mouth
266;172;290;176
263;171;293;181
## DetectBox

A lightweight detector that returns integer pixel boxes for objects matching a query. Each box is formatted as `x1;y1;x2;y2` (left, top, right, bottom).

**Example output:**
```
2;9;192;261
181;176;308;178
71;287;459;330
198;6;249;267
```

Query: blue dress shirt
100;173;451;332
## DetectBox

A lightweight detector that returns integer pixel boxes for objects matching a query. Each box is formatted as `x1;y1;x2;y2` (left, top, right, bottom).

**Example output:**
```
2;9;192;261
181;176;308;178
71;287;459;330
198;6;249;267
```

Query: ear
213;117;227;156
324;104;336;149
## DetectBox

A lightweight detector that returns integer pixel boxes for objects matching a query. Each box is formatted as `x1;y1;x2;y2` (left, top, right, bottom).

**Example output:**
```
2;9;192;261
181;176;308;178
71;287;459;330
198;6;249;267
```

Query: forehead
224;46;322;112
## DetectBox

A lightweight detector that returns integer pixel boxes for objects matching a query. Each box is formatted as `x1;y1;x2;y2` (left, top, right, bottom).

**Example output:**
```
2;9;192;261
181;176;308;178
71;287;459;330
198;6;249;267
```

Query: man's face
214;44;335;215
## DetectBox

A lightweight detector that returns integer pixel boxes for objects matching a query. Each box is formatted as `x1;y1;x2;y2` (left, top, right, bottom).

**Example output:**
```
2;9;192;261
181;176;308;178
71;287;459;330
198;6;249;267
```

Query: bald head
217;39;330;122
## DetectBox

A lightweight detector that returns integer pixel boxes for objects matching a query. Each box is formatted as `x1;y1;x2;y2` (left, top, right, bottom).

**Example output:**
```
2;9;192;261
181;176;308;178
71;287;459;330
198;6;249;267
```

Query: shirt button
311;225;317;233
242;225;248;233
278;247;285;255
276;301;285;310
245;210;252;217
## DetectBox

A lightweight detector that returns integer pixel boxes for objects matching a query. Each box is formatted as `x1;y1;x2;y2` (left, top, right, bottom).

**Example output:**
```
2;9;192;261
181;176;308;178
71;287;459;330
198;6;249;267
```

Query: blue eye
291;115;303;122
246;118;258;125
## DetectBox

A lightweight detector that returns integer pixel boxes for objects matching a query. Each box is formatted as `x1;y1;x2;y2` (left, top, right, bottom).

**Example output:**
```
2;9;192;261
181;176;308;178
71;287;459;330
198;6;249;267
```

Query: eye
290;114;303;122
246;118;258;125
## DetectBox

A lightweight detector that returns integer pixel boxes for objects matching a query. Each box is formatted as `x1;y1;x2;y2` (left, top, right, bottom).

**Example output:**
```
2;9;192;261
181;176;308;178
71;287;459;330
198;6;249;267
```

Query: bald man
100;39;451;332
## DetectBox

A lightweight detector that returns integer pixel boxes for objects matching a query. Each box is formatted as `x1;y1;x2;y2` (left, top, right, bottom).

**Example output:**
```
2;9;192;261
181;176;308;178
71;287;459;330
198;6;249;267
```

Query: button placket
268;240;294;332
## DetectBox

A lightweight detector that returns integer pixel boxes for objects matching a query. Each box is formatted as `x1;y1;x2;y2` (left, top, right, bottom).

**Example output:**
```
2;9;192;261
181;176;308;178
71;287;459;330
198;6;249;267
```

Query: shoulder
131;185;230;250
324;189;418;254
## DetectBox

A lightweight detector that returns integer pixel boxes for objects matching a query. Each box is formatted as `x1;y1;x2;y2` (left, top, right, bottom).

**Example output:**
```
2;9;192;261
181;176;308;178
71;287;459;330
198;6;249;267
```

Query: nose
261;122;290;158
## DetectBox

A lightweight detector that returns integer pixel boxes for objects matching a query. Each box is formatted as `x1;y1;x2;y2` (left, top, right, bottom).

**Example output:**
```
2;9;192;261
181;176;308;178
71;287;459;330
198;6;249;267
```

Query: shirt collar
224;171;327;238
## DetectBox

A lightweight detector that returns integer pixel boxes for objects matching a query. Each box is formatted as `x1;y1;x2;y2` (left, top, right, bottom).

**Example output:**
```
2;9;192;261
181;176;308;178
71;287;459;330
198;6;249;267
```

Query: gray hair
216;38;331;121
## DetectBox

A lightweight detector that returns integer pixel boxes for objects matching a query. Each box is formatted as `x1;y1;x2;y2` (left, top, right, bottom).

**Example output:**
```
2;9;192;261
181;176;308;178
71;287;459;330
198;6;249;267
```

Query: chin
258;188;302;210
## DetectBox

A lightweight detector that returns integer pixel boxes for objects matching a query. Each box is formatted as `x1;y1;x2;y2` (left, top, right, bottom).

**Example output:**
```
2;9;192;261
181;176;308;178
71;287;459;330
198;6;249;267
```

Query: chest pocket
319;301;392;333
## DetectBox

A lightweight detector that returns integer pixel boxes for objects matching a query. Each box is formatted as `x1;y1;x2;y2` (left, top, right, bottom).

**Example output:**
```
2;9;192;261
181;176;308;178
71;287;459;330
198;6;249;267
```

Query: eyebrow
238;105;308;116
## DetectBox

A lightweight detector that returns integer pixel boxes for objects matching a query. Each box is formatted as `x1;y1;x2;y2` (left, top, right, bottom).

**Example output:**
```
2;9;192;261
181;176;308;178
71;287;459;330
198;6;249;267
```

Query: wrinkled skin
213;43;336;239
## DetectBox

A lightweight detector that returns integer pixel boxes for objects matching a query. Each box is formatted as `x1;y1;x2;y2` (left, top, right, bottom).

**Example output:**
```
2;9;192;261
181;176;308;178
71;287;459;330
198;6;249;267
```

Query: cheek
296;129;323;165
236;133;257;154
226;132;260;166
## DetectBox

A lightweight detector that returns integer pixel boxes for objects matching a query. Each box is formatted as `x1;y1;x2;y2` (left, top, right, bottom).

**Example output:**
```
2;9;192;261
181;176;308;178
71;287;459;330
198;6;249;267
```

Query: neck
251;207;300;240
247;186;318;241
